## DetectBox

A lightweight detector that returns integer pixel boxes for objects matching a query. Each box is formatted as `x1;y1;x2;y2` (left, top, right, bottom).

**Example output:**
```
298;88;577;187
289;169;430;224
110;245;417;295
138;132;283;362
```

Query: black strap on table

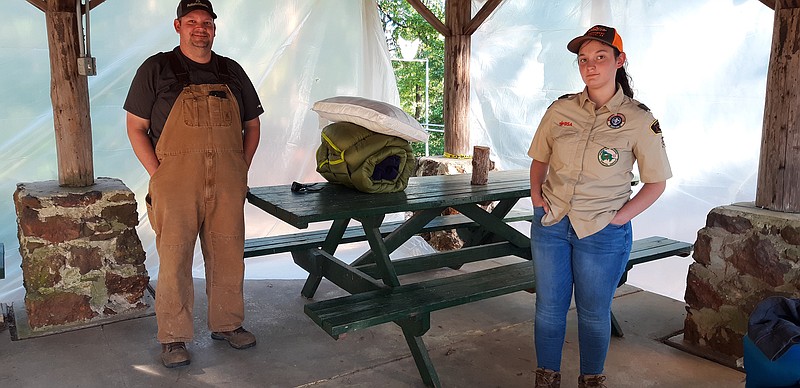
291;182;324;193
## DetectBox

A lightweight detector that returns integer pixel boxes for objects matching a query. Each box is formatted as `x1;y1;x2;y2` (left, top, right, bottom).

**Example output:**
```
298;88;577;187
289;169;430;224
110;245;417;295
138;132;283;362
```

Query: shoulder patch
549;93;577;108
650;119;662;134
547;93;577;109
638;103;650;112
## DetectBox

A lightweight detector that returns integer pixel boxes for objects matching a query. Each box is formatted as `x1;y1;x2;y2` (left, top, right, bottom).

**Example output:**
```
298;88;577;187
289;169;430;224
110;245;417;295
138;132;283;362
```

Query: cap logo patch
186;1;209;9
586;26;609;37
650;119;662;134
598;147;619;167
607;113;625;129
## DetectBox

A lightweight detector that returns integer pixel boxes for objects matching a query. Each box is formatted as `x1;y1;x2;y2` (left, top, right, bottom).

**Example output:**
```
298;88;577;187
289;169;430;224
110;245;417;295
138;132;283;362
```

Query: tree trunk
46;0;94;187
443;0;471;158
756;0;800;212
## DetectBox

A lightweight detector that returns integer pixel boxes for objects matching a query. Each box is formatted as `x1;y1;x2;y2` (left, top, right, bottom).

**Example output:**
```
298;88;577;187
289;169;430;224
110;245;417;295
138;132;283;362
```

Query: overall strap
168;51;191;87
169;50;233;86
216;54;233;85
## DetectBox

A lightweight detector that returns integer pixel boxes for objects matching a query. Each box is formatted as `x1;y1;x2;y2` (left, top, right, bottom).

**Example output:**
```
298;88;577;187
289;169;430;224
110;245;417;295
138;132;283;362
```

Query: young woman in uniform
527;25;672;388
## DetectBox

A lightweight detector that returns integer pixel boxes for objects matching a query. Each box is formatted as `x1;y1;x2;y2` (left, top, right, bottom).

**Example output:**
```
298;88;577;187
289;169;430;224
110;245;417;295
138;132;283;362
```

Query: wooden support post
443;0;472;158
471;146;490;185
407;0;504;159
45;0;94;187
756;0;800;212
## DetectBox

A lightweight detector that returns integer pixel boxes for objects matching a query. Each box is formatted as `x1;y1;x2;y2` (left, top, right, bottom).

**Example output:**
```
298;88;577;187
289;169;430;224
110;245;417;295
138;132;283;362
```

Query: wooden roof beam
761;0;800;9
88;0;106;12
26;0;46;12
406;0;451;36
464;0;503;35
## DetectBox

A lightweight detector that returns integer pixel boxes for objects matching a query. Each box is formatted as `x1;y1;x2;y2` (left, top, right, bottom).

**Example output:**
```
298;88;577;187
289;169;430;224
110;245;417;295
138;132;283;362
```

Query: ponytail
614;48;634;98
616;67;633;99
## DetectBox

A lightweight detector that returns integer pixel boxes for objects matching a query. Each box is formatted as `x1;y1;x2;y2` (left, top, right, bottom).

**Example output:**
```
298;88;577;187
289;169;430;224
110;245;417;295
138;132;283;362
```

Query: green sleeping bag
316;121;415;193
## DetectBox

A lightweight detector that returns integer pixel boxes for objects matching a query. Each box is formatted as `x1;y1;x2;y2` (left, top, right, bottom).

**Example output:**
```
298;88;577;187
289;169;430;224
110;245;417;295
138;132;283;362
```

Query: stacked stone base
683;202;800;359
13;178;149;330
414;156;496;251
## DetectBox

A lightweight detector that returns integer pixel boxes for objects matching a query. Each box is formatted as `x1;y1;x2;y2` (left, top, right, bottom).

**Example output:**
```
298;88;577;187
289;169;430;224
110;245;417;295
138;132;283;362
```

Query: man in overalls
124;0;263;368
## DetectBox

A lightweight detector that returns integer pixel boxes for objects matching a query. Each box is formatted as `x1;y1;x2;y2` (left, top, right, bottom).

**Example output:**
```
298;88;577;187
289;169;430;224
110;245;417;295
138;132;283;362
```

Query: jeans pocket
533;206;547;225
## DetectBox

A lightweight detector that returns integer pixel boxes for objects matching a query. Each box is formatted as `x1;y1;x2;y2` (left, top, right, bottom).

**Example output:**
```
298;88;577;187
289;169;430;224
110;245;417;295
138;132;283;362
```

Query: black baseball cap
567;25;623;54
177;0;217;19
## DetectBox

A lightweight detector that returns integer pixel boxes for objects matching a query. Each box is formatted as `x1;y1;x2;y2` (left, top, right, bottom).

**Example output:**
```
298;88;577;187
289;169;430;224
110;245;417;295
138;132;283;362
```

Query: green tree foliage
376;1;445;156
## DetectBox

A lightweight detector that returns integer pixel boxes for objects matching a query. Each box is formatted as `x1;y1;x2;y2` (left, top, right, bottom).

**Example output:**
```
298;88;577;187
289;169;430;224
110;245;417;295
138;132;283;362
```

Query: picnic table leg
358;216;401;287
611;311;624;337
351;208;441;267
449;199;524;269
300;275;323;299
399;315;441;388
610;268;632;336
299;218;351;298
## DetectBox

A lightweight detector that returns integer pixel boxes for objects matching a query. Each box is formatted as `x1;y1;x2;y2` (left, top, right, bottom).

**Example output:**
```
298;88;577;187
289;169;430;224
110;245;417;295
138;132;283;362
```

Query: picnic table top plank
247;170;530;229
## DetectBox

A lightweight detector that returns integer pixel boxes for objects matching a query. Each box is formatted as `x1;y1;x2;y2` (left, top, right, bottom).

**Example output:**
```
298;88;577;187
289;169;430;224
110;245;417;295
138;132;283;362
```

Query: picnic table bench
245;170;692;387
301;235;692;341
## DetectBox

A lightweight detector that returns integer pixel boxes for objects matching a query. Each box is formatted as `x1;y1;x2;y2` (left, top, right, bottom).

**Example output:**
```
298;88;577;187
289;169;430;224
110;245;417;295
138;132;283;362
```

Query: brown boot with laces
161;341;190;368
578;374;607;388
211;326;257;349
535;368;561;388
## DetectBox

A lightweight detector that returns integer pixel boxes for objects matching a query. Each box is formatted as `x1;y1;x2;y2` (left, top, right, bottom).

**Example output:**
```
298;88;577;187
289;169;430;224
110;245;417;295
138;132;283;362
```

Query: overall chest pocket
182;93;234;127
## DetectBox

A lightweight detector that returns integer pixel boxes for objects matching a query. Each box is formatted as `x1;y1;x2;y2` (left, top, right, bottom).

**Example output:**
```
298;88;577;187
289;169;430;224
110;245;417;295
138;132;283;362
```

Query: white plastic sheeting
469;0;773;299
0;0;774;303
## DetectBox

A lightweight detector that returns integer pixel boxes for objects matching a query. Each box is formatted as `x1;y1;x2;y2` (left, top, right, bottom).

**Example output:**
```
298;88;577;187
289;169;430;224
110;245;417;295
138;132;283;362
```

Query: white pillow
312;96;429;142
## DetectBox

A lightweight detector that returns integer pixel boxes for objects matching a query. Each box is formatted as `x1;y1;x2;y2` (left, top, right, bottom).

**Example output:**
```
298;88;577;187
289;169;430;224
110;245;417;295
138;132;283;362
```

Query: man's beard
191;37;211;49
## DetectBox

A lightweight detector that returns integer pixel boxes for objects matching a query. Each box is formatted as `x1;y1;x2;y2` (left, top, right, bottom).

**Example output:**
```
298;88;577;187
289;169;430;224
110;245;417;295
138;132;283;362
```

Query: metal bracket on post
77;0;96;76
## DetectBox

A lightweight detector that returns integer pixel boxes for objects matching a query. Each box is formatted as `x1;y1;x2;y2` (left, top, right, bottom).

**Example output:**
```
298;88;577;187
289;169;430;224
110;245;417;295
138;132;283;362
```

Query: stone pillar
683;203;800;361
13;178;149;329
415;156;495;251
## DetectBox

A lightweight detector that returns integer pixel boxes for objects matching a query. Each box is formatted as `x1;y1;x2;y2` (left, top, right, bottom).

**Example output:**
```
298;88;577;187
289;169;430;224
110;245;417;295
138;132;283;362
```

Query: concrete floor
0;262;745;388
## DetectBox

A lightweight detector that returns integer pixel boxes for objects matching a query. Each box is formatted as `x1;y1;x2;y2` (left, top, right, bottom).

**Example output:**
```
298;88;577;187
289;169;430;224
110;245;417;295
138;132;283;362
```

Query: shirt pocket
586;135;633;179
550;127;580;167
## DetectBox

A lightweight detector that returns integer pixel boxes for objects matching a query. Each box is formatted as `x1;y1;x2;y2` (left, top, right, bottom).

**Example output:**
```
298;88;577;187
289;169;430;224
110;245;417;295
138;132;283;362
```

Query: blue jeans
530;206;632;375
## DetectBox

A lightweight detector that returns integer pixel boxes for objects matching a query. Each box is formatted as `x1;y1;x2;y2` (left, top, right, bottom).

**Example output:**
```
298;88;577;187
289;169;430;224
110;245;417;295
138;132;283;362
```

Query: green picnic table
247;170;534;387
245;170;692;387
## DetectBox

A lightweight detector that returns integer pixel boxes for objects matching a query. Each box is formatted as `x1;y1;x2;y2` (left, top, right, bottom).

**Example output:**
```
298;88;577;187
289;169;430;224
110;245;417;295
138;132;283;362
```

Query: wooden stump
471;146;490;185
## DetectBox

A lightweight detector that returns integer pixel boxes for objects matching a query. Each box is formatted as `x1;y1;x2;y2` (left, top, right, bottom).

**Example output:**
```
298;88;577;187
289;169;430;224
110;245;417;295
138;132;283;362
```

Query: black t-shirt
124;47;264;144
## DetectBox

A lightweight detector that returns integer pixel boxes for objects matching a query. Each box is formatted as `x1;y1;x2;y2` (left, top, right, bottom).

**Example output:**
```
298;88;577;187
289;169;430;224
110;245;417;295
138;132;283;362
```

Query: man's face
175;9;216;50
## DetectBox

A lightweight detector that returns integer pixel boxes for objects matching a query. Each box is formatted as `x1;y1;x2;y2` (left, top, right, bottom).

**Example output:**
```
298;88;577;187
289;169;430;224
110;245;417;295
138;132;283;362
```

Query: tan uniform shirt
528;87;672;238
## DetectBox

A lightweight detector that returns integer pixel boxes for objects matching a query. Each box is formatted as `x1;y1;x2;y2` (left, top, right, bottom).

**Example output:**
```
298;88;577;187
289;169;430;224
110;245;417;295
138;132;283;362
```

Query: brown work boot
535;368;561;388
578;374;607;388
161;342;190;368
211;326;256;349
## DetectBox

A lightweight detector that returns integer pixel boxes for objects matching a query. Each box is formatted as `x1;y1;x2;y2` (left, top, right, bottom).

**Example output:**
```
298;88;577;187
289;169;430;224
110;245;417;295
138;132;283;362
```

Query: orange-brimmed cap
567;25;623;54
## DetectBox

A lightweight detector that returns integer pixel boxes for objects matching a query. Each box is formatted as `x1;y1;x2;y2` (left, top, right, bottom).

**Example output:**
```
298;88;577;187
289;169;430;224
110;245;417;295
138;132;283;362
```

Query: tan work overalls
147;82;249;344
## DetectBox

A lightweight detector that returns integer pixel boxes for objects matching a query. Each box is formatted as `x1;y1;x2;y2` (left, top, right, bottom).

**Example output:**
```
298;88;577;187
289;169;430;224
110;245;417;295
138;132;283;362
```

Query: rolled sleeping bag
316;121;415;193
